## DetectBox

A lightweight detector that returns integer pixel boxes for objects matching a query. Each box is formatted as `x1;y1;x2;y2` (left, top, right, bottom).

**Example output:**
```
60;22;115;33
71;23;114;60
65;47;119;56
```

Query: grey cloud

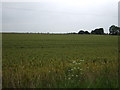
2;1;118;33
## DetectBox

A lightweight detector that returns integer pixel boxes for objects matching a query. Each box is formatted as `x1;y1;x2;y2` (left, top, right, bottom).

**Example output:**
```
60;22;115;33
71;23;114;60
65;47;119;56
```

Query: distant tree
72;32;77;34
68;32;77;34
91;28;104;35
84;31;90;34
78;30;84;34
109;25;120;35
91;30;95;34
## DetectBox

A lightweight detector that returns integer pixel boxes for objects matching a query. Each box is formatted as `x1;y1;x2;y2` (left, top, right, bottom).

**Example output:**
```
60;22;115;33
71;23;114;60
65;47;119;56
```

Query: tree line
77;25;120;35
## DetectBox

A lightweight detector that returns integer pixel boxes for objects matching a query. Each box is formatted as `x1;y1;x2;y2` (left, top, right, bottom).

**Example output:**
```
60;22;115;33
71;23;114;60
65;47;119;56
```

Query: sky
118;1;120;27
1;0;120;33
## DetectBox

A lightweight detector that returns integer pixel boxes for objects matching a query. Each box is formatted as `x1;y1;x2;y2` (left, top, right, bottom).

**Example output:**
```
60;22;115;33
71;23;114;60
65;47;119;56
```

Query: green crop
2;33;118;88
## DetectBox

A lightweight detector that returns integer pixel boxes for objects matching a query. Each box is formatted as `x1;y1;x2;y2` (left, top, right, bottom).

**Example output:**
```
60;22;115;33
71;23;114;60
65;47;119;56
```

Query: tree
78;30;84;34
84;31;90;34
78;30;90;34
91;30;95;34
109;25;120;35
91;28;104;35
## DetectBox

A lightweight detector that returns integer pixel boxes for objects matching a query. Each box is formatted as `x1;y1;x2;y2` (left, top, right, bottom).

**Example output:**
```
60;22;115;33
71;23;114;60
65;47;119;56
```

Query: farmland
2;33;118;88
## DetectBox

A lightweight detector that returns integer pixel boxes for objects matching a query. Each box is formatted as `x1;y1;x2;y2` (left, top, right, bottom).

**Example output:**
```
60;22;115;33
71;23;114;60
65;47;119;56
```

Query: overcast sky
1;0;119;33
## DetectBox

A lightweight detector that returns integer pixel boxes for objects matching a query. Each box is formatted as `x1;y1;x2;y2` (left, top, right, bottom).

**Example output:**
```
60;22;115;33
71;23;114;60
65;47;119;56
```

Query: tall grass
2;34;118;88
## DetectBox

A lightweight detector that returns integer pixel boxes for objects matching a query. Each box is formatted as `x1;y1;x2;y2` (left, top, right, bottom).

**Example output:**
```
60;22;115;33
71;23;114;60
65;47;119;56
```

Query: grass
2;33;118;88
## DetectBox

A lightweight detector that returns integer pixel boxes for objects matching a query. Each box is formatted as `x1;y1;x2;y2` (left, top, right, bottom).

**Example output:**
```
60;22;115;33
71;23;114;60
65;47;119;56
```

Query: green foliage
78;30;90;34
91;28;104;35
109;25;120;35
2;33;118;88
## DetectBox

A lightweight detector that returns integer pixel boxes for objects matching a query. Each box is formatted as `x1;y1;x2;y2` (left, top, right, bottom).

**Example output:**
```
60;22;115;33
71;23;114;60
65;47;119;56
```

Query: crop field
2;33;118;88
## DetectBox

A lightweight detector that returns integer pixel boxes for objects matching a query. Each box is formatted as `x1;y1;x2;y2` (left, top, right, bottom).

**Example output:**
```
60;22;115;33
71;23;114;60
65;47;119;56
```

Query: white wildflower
76;75;78;77
68;77;71;80
71;75;74;77
74;67;76;69
68;69;71;72
49;71;51;73
75;63;78;65
80;69;82;71
80;60;84;62
87;67;89;68
73;61;76;64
